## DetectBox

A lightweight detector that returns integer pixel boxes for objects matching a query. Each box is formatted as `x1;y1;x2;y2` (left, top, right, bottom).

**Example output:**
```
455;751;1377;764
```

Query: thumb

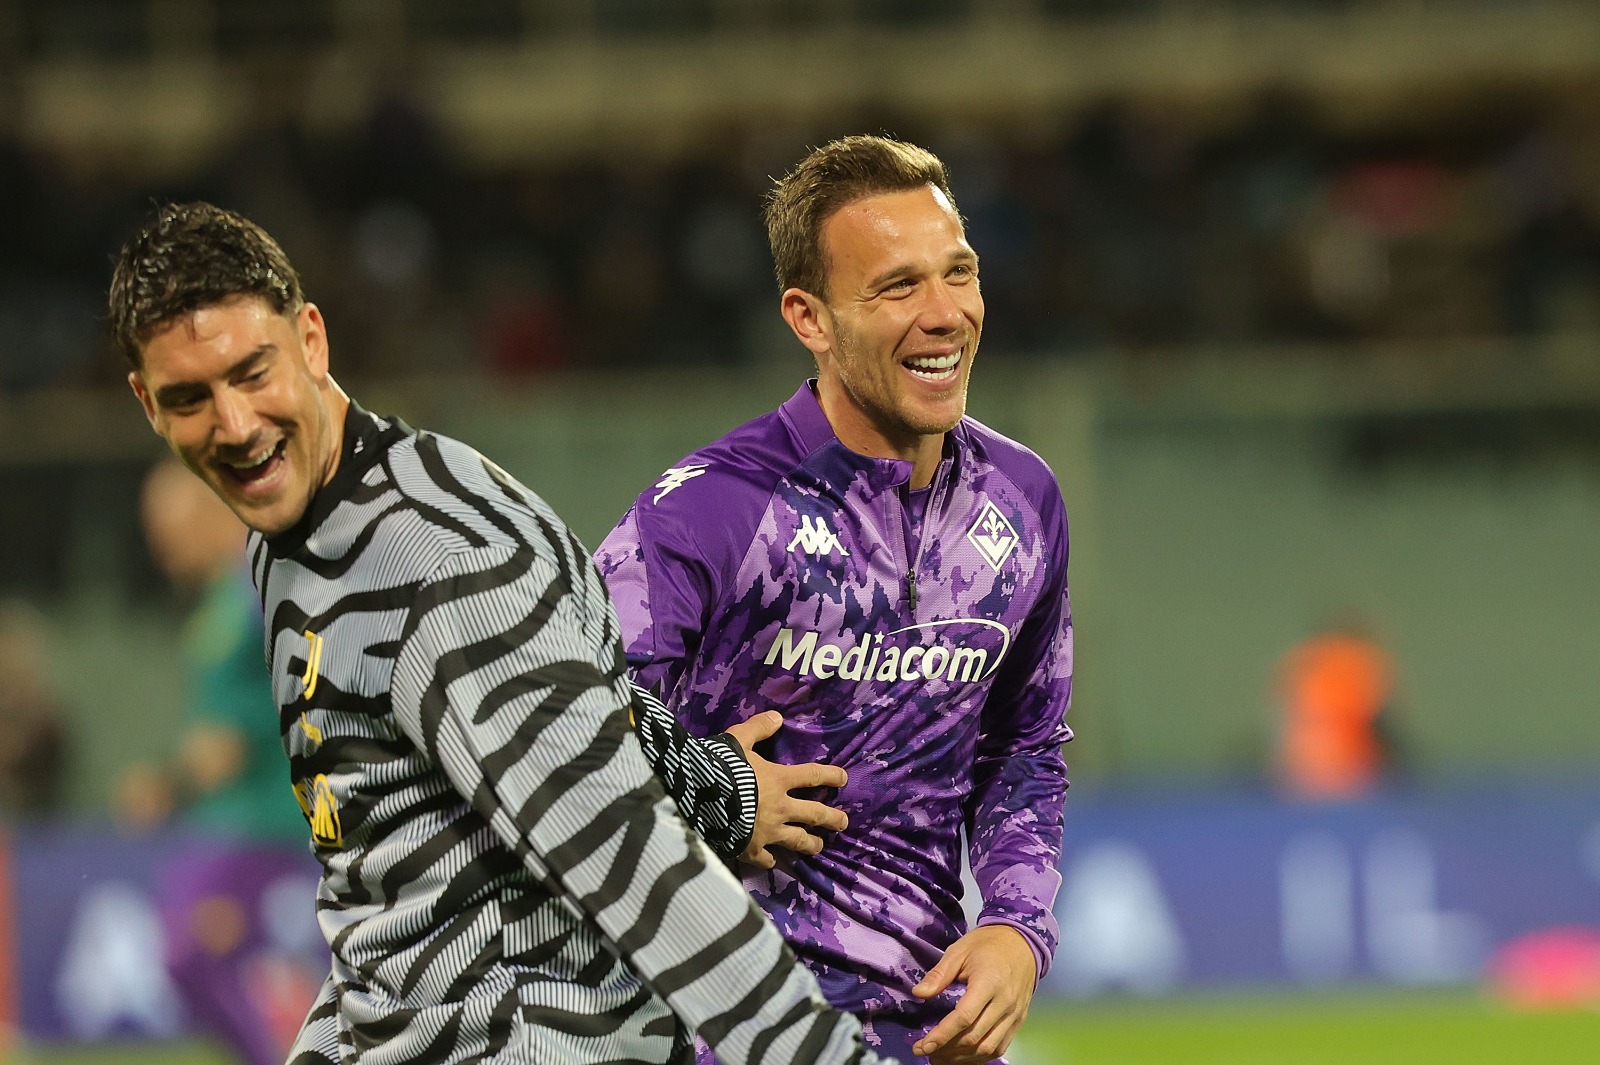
912;959;954;999
728;709;784;746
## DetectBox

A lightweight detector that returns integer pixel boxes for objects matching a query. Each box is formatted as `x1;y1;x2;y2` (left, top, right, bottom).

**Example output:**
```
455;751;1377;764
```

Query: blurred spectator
2;38;1600;388
0;599;70;818
115;459;321;1065
114;460;304;839
474;248;572;377
1273;615;1404;800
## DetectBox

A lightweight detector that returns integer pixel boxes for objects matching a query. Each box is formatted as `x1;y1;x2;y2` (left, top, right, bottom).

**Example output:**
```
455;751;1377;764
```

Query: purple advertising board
8;826;323;1043
5;787;1600;1043
1041;786;1600;996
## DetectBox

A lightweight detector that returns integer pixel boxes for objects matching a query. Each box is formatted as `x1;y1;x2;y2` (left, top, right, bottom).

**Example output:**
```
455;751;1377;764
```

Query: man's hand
910;924;1038;1064
723;710;848;869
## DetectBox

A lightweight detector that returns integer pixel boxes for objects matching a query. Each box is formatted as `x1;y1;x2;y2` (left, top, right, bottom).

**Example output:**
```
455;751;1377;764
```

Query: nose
919;279;968;335
211;386;256;445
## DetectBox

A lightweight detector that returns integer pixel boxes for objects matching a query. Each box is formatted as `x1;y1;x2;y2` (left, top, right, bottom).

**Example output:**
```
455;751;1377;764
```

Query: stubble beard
831;319;972;441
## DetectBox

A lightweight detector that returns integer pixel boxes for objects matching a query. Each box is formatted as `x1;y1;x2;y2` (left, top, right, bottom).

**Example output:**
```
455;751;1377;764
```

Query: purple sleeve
594;502;718;698
966;488;1073;981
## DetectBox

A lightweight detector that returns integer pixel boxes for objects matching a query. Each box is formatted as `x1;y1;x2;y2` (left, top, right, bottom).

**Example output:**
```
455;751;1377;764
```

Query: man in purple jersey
596;136;1073;1065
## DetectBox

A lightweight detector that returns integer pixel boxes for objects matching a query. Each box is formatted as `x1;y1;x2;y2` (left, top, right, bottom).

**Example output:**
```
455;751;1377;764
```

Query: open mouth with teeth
904;348;963;382
220;439;287;488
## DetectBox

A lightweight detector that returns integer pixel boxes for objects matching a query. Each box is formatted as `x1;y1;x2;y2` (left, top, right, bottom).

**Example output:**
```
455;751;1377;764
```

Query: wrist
704;732;758;857
975;917;1048;984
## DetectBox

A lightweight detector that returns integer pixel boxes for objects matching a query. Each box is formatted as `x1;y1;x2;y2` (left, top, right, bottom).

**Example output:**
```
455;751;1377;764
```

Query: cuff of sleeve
704;731;757;859
976;915;1052;984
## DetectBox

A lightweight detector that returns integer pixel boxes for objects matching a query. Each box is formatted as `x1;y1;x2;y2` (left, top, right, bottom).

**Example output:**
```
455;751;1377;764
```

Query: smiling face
782;184;982;482
128;296;340;536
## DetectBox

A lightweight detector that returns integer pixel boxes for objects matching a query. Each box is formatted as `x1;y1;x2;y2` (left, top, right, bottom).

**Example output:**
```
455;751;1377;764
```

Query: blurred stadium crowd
2;5;1600;393
4;90;1600;392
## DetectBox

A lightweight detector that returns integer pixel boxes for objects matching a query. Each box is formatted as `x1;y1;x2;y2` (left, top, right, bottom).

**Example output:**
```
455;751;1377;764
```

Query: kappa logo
652;463;708;503
787;515;849;559
299;630;325;699
292;773;342;848
967;501;1020;571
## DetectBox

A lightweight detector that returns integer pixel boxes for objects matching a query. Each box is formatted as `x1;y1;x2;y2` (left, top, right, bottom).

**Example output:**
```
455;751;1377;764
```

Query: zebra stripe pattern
255;406;879;1065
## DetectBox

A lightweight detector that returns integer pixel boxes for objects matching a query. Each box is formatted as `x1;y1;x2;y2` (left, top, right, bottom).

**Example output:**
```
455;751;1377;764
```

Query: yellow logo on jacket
293;773;342;848
300;630;325;699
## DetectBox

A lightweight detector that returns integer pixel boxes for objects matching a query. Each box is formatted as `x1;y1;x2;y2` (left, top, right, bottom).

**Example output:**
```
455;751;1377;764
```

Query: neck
318;378;352;489
905;440;943;490
815;376;944;489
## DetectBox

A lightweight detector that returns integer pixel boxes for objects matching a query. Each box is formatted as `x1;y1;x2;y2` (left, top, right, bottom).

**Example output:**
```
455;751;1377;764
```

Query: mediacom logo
762;619;1012;683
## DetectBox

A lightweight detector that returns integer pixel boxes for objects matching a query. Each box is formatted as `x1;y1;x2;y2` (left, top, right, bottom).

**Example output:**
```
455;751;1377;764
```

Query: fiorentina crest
966;501;1020;571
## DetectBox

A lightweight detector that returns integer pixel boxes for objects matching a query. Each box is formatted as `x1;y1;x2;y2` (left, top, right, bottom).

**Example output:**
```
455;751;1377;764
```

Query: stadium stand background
1;3;1599;1056
3;0;1597;803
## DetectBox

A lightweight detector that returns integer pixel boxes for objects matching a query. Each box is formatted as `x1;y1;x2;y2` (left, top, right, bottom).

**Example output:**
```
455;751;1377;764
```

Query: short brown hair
764;134;957;299
109;202;303;369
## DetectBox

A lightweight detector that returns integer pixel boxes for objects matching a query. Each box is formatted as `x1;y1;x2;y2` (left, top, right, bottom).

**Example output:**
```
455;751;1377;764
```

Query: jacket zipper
901;455;953;622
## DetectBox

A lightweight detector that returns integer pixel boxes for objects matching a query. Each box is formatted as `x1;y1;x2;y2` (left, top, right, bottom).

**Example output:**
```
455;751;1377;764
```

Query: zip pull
907;569;918;617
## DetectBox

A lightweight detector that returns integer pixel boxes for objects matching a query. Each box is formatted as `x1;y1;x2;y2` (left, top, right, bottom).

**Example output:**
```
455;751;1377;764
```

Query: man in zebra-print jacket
112;202;891;1065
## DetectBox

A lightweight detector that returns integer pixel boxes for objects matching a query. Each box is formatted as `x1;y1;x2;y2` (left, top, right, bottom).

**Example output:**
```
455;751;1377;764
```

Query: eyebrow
866;249;980;292
866;263;918;291
153;345;274;408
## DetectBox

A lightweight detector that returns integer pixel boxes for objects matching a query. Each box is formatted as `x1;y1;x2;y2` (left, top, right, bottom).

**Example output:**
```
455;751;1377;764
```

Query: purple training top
597;382;1073;1039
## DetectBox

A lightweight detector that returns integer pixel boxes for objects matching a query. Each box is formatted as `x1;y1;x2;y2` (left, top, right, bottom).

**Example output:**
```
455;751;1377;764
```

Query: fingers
780;797;849;833
913;936;973;999
776;824;827;855
929;1032;1012;1065
740;844;777;870
926;970;1031;1064
913;926;1037;1062
741;827;825;869
912;940;978;1056
912;960;954;1000
936;1020;1017;1065
773;760;848;790
918;996;1016;1065
751;825;824;857
912;1000;978;1058
724;709;784;749
728;709;851;865
957;996;1015;1062
726;711;850;796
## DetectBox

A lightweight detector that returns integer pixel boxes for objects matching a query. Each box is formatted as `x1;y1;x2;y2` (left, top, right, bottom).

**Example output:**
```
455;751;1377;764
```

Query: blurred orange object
1277;627;1395;799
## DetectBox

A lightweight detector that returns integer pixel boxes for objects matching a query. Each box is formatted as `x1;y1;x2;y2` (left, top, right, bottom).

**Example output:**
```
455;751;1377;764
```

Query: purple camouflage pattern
597;382;1072;1058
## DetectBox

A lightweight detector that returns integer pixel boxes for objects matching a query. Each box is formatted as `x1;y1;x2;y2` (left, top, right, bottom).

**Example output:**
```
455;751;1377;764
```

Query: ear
779;288;833;359
128;371;161;433
299;303;330;380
